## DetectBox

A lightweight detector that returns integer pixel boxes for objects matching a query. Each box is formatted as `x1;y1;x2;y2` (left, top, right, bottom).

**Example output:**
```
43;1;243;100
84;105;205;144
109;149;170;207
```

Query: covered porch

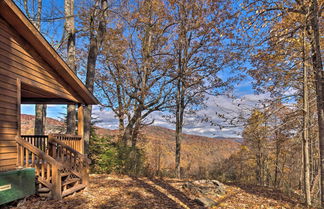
17;78;86;153
15;79;90;199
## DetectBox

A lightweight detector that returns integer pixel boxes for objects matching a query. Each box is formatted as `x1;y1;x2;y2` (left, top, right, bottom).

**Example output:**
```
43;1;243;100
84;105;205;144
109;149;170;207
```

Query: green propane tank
0;168;35;205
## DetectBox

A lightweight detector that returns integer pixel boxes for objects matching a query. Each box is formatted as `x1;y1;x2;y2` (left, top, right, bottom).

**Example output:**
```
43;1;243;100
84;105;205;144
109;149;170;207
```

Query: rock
194;196;216;207
189;179;226;195
182;182;203;195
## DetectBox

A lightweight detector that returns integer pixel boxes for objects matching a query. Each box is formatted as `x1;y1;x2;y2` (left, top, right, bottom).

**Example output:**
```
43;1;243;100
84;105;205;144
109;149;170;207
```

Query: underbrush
89;135;146;176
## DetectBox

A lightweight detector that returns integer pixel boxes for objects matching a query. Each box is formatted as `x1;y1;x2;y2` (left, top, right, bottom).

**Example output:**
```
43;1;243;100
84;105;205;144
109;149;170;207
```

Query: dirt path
9;174;310;209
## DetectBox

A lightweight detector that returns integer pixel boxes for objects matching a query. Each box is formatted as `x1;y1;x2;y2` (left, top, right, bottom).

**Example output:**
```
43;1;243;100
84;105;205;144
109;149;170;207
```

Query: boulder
182;179;226;195
194;196;217;208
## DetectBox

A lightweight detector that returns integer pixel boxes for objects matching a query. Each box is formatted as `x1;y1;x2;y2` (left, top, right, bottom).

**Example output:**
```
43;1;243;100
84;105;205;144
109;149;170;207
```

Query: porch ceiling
21;82;77;104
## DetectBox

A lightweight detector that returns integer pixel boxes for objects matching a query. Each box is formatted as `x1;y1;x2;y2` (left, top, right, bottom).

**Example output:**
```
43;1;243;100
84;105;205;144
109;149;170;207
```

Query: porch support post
77;104;84;154
78;104;89;185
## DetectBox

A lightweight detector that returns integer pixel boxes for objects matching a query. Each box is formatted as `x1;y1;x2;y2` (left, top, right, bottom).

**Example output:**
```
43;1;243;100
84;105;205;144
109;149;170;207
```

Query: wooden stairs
16;134;89;199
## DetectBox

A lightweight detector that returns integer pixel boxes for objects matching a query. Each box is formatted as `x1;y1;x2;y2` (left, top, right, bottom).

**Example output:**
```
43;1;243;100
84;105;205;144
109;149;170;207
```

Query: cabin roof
0;0;98;105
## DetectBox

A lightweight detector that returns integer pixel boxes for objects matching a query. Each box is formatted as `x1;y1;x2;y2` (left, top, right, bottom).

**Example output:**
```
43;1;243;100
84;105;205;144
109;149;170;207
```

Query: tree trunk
303;25;311;205
300;139;305;191
122;15;153;147
34;0;42;29
116;68;125;133
131;111;142;148
175;121;182;179
274;132;280;188
35;104;46;135
84;0;107;153
32;0;46;136
118;117;124;132
84;20;98;153
65;0;77;134
122;107;142;145
175;75;184;179
256;141;263;185
131;120;141;148
308;0;324;205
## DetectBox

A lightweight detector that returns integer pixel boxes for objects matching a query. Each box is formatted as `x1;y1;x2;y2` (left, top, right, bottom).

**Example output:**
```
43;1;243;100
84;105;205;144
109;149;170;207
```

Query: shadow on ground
226;182;302;206
95;176;204;209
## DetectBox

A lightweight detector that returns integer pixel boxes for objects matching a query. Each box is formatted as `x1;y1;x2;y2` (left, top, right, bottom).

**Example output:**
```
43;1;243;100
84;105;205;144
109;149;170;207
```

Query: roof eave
0;0;99;105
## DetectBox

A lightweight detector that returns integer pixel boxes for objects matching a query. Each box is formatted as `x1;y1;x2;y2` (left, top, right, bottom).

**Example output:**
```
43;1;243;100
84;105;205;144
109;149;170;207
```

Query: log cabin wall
0;17;81;103
0;16;81;171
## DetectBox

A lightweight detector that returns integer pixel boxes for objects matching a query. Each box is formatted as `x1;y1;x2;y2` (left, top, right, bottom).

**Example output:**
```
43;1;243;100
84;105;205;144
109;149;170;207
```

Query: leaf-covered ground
8;174;312;209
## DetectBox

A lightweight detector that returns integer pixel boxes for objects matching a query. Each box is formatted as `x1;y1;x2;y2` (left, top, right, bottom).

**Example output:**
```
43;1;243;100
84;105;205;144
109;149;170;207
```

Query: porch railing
16;136;64;199
21;134;83;154
49;134;82;153
48;137;89;185
21;135;48;153
17;134;87;199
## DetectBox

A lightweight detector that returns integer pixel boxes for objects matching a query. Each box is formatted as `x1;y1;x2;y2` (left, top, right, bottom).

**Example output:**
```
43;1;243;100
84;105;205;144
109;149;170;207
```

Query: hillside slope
21;114;241;177
138;126;241;177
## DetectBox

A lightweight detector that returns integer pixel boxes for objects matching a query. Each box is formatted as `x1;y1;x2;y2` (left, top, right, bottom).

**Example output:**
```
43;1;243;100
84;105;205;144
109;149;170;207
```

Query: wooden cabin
0;0;98;201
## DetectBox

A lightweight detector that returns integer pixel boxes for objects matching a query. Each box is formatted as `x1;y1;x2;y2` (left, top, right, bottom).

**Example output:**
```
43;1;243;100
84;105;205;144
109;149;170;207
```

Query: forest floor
8;174;312;209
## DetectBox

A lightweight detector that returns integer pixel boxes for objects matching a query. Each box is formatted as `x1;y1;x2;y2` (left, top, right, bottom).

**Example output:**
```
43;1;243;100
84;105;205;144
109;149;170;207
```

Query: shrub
89;134;146;176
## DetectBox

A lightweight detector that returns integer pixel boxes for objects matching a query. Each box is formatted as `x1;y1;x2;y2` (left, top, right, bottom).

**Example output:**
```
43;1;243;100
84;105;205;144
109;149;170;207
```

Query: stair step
60;172;70;177
38;192;52;197
62;178;80;186
62;184;86;198
38;187;50;193
37;178;52;189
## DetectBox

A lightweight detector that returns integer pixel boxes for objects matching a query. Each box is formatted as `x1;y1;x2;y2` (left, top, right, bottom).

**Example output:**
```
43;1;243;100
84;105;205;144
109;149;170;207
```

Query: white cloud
92;105;120;130
93;93;268;138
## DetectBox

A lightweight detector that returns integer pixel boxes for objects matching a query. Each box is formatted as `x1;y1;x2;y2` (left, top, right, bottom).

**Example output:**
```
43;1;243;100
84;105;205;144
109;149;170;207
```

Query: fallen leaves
7;175;311;209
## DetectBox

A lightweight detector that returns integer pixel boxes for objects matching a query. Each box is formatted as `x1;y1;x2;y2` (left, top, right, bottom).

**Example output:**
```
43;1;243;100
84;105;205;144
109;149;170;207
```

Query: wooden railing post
78;104;84;154
17;144;21;167
82;154;89;186
52;166;62;200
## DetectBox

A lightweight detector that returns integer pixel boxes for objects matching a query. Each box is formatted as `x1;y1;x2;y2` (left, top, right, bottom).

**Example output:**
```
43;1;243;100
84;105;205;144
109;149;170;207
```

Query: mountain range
21;114;241;177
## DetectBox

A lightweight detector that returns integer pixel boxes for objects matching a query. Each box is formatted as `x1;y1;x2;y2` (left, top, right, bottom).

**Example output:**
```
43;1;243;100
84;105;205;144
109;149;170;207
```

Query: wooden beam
16;78;21;166
21;98;76;104
16;78;20;136
78;104;84;154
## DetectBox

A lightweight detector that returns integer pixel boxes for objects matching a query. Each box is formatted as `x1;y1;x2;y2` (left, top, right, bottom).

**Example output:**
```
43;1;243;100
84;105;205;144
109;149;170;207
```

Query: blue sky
21;82;262;138
21;105;66;119
17;0;265;138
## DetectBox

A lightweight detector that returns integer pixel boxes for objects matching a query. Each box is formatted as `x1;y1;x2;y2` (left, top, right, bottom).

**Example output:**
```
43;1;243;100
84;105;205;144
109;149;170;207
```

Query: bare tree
22;0;46;135
97;0;175;147
84;0;108;152
65;0;77;134
168;0;232;178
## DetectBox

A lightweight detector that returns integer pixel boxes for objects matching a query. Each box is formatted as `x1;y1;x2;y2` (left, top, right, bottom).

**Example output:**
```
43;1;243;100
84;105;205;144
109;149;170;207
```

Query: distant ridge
21;114;241;176
214;136;243;143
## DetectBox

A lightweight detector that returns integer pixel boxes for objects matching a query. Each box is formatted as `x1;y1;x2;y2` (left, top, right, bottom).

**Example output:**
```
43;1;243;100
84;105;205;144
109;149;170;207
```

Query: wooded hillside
21;114;241;178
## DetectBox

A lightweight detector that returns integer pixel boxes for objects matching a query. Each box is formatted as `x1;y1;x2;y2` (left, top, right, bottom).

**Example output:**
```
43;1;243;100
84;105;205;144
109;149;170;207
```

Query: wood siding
0;73;17;171
0;17;82;103
0;17;80;171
